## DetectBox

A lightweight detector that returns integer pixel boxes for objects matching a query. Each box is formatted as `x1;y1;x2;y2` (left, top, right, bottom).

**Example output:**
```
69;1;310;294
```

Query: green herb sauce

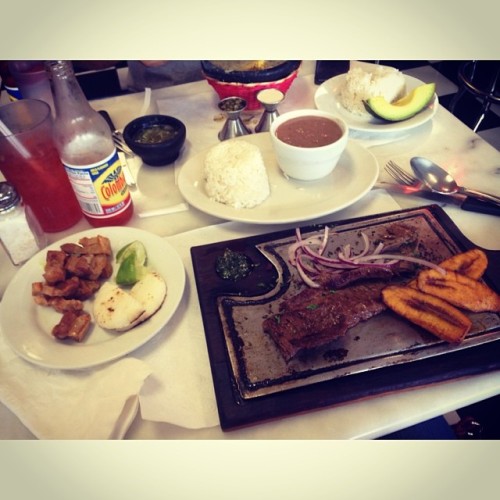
215;248;252;281
133;124;178;144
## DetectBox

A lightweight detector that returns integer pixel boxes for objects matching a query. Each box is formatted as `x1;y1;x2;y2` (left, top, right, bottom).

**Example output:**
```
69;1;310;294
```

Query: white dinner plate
314;74;439;134
177;133;379;224
0;227;186;370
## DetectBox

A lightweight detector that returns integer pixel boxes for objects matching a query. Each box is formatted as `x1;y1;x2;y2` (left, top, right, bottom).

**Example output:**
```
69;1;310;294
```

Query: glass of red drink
0;99;82;232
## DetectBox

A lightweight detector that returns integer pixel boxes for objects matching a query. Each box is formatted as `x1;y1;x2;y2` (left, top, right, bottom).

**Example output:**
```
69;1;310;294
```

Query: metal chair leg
450;61;500;132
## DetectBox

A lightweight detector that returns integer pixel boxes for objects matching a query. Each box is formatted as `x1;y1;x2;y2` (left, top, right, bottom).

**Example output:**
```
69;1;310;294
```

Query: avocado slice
364;83;436;122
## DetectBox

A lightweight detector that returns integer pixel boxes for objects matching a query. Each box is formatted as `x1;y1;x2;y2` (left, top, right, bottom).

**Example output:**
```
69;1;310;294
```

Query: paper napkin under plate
0;335;151;439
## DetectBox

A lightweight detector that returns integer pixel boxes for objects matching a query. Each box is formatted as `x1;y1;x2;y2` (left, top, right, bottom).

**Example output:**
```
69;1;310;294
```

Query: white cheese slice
130;271;167;324
93;272;167;332
93;282;145;331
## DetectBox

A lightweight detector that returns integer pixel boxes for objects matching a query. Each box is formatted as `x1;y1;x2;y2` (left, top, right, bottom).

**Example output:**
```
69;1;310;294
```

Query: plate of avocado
314;74;439;134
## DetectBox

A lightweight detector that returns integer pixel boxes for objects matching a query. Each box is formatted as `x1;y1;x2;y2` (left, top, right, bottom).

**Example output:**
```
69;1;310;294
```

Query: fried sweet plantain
439;248;488;280
382;285;472;343
417;268;500;313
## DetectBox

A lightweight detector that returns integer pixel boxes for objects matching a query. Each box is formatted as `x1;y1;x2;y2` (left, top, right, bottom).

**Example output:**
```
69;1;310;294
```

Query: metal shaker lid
0;182;21;213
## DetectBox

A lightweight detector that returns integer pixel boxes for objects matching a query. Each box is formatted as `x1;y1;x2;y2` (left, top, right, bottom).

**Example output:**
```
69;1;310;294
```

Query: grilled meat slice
263;282;387;361
315;266;396;289
376;222;419;253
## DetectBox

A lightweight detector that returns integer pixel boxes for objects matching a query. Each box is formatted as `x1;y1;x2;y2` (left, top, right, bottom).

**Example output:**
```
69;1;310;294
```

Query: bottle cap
0;182;21;214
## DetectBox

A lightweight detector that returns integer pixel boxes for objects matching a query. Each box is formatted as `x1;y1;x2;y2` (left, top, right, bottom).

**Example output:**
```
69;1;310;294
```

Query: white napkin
137;189;402;428
0;332;152;439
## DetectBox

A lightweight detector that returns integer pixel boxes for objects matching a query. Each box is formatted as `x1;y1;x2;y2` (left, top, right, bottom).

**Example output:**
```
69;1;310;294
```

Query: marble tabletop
1;61;499;439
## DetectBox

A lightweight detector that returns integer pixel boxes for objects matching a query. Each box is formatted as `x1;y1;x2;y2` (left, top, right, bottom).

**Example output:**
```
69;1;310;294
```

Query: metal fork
113;133;134;158
385;161;424;191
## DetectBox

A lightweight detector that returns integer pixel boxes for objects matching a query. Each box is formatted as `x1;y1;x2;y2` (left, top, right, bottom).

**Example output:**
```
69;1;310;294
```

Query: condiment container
0;182;47;265
217;97;252;141
255;88;285;133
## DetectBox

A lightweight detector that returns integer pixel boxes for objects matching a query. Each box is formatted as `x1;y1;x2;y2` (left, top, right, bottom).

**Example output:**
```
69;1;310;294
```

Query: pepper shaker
255;88;285;133
218;97;252;141
0;182;47;265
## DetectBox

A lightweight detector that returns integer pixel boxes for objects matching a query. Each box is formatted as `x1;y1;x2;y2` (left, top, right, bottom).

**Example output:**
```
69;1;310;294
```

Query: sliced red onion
289;226;445;287
352;253;446;273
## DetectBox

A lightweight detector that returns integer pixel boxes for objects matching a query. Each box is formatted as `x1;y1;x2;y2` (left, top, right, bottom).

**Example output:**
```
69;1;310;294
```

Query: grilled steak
263;282;387;361
315;266;395;289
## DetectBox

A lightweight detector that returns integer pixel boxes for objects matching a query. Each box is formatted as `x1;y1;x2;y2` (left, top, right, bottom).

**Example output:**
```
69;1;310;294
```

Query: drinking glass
0;99;82;232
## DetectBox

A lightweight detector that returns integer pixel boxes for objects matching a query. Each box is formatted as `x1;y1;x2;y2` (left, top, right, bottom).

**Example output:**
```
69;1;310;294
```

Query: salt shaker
0;182;47;265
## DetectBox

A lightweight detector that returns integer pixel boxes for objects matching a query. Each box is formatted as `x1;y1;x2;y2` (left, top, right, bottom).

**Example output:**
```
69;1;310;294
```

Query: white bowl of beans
270;109;348;181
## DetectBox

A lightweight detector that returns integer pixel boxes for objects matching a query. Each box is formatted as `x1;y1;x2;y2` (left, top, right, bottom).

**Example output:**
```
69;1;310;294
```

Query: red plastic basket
204;69;299;110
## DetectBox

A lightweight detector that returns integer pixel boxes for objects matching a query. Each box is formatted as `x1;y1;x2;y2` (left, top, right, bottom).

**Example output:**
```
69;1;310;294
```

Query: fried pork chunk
61;235;112;256
52;310;92;342
43;250;67;284
32;235;113;342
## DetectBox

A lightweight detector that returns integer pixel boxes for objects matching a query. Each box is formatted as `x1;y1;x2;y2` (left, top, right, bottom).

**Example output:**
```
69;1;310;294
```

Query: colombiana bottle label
64;149;131;220
5;85;22;102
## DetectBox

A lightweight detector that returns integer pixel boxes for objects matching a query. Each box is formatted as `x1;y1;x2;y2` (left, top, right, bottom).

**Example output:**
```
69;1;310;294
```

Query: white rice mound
339;66;406;115
204;140;270;209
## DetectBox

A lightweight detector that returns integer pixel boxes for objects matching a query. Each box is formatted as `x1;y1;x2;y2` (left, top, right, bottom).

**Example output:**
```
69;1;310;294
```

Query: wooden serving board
191;205;500;430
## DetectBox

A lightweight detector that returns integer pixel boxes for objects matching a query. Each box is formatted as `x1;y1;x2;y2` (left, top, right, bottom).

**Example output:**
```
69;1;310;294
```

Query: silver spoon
410;156;500;206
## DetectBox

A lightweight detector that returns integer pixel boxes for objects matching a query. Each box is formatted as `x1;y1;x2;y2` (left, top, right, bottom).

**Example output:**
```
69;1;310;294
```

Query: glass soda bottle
46;60;133;227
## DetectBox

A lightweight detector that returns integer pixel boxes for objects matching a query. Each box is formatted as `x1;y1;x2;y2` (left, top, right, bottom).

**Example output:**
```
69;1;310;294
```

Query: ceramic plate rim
314;74;439;134
177;133;379;224
0;227;186;370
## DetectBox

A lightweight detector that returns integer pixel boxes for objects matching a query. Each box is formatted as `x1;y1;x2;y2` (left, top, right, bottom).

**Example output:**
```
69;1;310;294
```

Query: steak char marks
263;282;387;362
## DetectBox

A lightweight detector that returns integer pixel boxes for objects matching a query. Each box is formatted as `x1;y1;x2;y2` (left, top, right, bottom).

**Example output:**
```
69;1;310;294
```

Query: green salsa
133;124;178;144
215;248;252;281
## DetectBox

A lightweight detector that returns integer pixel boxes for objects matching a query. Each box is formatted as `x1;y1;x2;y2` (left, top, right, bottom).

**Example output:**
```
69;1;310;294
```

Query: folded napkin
0;333;152;439
137;189;402;429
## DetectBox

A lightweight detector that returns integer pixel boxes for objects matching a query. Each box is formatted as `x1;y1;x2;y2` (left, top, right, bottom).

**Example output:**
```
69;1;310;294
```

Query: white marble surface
1;61;499;439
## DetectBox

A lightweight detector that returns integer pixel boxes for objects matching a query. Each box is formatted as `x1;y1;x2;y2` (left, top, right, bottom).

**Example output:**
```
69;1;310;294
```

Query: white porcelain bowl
270;109;348;181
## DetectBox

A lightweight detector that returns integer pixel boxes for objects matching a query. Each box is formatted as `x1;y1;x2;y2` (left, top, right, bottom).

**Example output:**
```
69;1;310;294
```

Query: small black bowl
123;114;186;166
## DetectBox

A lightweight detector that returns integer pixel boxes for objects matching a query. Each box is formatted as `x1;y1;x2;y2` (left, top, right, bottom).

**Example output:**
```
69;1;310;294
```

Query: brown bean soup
276;116;343;148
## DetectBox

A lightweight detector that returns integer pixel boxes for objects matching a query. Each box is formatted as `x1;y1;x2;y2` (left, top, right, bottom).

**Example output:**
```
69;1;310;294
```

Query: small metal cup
255;88;285;133
217;97;252;141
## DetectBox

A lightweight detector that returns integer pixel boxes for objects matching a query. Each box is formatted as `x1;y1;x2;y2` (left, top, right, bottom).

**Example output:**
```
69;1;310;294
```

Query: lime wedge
116;240;147;266
115;241;148;285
